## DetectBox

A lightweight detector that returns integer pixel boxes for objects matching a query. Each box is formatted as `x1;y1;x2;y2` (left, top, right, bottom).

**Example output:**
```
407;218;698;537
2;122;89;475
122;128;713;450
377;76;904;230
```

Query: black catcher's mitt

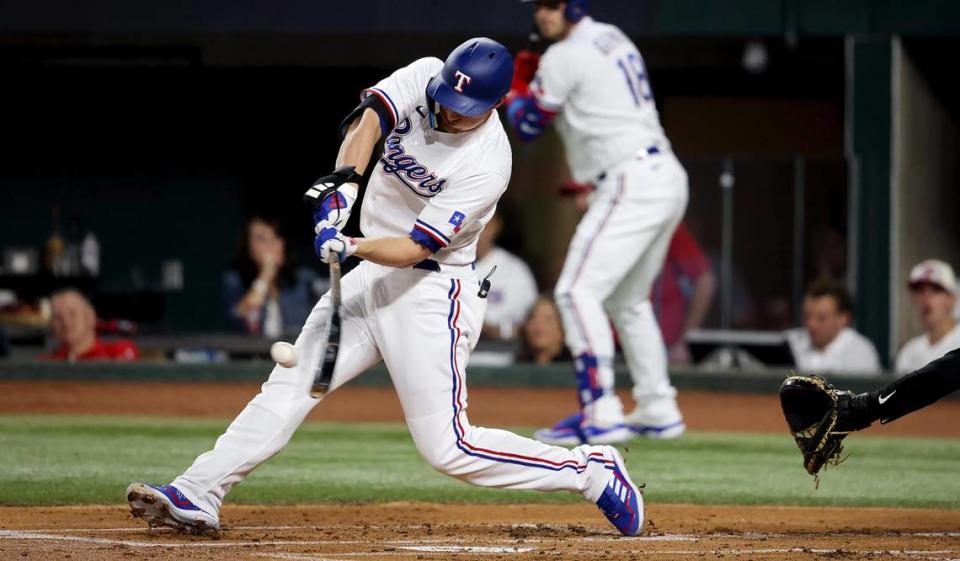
779;375;859;485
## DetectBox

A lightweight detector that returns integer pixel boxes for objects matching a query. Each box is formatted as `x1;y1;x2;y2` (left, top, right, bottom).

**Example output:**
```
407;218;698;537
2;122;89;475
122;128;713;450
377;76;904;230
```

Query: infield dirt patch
1;503;959;561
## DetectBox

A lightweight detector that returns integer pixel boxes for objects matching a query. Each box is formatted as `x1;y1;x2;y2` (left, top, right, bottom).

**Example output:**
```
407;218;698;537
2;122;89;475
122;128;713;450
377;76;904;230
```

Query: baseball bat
310;259;341;398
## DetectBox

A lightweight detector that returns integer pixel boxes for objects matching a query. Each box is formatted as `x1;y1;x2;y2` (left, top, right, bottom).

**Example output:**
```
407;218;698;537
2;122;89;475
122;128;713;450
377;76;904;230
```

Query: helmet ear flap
425;79;440;130
428;98;440;129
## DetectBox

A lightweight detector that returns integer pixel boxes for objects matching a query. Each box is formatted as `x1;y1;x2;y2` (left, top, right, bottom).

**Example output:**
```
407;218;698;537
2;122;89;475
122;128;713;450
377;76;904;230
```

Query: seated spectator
224;216;320;338
475;211;538;340
895;259;960;374
516;296;572;365
41;288;139;361
785;280;880;374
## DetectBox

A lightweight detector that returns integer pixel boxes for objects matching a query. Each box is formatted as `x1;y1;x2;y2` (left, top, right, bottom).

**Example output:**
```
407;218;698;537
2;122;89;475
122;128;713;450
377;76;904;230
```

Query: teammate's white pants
554;151;688;422
172;261;616;515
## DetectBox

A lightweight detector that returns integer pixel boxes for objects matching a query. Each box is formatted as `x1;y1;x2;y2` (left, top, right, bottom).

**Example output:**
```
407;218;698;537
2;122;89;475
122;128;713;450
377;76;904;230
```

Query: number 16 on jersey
616;52;652;106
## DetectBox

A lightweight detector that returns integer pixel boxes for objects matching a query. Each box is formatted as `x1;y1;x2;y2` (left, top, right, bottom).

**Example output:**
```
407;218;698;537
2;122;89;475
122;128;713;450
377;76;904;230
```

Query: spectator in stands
895;259;960;374
224;216;321;338
42;288;139;361
785;280;880;374
516;296;572;365
475;210;539;340
651;222;716;364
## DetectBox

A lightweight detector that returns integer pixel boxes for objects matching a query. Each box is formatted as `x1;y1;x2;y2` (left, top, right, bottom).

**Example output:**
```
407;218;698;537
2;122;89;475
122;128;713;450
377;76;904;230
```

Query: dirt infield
1;503;959;561
2;380;959;437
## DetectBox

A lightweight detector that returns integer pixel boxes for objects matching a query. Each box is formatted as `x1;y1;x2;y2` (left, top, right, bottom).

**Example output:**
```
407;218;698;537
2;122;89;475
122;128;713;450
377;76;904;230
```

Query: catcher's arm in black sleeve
780;348;959;482
841;347;960;429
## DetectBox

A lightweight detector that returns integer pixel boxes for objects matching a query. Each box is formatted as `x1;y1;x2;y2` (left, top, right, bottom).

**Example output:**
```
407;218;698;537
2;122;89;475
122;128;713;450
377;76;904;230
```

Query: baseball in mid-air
270;342;298;368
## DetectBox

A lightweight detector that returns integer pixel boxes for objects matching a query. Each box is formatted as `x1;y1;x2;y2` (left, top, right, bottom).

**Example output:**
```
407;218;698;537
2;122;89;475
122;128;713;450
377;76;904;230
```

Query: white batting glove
314;227;359;264
313;183;359;233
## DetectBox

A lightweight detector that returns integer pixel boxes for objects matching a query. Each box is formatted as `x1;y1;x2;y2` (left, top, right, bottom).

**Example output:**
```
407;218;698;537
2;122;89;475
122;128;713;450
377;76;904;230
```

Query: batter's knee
407;416;474;479
605;296;652;318
554;284;595;313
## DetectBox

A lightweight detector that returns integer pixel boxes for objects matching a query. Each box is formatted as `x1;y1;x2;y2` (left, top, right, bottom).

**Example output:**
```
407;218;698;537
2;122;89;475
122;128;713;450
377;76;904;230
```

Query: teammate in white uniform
895;259;960;374
126;38;644;537
507;0;687;445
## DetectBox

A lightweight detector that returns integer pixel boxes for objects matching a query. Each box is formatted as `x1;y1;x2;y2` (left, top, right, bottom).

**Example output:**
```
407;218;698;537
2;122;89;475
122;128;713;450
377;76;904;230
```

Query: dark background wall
1;0;958;337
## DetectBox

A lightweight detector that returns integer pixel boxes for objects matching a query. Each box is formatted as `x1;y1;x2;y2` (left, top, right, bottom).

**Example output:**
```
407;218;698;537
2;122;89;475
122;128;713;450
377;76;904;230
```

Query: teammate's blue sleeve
506;92;559;142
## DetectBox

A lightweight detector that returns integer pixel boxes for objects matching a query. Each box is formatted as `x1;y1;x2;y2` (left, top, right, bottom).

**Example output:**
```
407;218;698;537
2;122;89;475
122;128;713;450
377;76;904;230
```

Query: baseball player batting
506;0;687;445
126;37;644;537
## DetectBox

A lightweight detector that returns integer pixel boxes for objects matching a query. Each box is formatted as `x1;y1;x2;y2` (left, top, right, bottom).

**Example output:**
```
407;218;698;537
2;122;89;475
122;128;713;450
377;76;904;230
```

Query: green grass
1;414;958;508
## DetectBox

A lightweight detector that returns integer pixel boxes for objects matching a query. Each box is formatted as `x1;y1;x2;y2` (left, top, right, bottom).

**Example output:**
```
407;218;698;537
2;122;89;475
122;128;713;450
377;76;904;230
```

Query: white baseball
270;342;298;368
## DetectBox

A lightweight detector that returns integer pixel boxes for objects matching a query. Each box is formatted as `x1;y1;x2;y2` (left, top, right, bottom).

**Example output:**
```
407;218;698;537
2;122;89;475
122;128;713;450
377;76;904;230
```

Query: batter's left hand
315;227;358;264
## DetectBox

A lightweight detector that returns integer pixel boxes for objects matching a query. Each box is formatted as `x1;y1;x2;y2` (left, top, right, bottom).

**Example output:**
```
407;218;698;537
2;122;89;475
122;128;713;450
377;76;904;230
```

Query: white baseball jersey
360;57;512;268
895;323;960;374
532;17;670;183
785;327;882;375
532;18;688;434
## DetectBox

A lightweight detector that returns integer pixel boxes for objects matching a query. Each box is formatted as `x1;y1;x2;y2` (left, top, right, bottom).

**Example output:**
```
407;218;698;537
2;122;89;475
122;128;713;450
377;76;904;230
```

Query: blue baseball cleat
533;412;633;446
126;482;219;534
625;403;686;440
595;446;644;536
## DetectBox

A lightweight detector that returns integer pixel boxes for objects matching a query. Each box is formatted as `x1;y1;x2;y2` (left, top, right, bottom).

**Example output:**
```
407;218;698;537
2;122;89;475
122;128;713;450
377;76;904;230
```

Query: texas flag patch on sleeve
448;211;466;233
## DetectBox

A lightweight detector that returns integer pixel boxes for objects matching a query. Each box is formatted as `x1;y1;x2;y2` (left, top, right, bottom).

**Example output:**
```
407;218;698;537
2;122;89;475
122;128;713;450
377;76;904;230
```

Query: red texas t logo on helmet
454;71;472;93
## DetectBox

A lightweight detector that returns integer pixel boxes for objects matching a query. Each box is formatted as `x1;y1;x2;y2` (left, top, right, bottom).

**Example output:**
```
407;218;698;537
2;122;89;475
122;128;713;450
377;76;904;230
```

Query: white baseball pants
172;261;615;515
554;151;688;420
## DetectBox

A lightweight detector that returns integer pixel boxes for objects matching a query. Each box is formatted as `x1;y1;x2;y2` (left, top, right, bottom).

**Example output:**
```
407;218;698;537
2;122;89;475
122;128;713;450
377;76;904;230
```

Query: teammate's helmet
520;0;589;23
564;0;589;22
426;37;513;122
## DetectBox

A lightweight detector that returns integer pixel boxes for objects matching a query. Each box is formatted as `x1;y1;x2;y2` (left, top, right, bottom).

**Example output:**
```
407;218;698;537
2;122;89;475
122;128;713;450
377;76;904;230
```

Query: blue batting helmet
564;0;589;22
521;0;589;22
426;37;513;121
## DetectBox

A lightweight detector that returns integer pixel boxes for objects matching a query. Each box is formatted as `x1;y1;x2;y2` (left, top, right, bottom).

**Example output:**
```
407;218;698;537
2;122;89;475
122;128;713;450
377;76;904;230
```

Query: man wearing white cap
895;259;960;375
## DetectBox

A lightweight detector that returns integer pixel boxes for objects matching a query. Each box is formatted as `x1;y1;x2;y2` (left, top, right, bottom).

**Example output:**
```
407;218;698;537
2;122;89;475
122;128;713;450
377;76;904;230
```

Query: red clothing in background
651;222;711;347
42;338;140;361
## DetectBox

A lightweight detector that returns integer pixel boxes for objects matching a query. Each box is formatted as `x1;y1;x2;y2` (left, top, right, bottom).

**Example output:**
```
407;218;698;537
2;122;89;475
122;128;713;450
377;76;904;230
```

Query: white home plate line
3;529;957;560
0;531;524;550
256;555;360;561
397;546;534;554
14;524;960;541
0;530;363;548
250;547;960;561
22;525;308;533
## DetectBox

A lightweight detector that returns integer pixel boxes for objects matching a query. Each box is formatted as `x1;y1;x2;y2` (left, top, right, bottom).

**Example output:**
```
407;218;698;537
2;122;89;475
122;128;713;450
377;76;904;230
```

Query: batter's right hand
314;227;358;264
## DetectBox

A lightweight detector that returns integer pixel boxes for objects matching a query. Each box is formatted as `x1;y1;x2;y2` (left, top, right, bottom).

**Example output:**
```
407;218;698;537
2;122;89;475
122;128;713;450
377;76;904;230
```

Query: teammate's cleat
595;446;644;536
625;404;686;439
533;412;633;446
126;482;219;534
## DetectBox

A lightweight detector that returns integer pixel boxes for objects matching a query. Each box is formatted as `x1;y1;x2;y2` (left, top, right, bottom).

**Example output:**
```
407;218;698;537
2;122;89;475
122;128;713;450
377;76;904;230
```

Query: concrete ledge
0;360;905;395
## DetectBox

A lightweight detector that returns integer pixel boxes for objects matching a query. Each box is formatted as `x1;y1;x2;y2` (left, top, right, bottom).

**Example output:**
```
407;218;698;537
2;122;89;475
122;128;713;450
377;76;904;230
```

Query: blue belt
597;145;660;182
413;259;442;272
413;259;476;273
